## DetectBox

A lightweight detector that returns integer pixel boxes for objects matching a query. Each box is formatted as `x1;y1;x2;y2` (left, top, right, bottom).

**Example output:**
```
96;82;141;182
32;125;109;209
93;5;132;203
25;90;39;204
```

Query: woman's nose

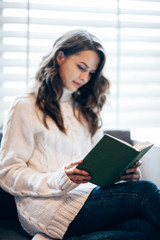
80;72;90;83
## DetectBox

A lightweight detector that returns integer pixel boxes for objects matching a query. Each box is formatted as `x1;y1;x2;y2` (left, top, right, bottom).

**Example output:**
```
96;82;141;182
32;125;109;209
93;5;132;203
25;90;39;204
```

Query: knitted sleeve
0;96;78;197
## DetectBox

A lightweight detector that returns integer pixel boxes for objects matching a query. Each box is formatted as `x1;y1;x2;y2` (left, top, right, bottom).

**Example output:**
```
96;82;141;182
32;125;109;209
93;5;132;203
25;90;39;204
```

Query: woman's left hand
120;160;142;181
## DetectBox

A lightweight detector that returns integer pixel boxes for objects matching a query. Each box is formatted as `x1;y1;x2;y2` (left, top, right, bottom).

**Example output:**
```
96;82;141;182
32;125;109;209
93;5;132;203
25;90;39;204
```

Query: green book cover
77;134;154;187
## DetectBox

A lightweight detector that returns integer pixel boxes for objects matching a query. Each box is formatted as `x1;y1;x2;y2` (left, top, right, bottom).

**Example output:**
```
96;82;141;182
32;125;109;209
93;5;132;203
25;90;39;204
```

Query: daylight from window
0;0;160;145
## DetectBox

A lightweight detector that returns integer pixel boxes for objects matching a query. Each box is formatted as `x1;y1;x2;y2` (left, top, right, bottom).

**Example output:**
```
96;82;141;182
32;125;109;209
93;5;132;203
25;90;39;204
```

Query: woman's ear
56;51;65;65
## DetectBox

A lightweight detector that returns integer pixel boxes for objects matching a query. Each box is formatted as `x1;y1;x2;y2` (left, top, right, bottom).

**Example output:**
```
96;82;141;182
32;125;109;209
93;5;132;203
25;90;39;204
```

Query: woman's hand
65;160;91;184
120;160;142;182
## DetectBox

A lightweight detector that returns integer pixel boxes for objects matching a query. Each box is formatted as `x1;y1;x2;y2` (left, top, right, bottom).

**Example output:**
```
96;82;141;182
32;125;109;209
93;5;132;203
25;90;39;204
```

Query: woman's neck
60;88;73;103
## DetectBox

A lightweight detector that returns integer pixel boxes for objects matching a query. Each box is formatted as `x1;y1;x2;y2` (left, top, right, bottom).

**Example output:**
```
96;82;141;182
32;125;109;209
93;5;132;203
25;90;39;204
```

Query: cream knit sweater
0;89;102;239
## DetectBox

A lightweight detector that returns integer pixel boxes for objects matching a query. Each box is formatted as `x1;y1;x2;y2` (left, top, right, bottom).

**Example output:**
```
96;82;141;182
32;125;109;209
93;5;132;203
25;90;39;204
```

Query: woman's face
56;50;100;92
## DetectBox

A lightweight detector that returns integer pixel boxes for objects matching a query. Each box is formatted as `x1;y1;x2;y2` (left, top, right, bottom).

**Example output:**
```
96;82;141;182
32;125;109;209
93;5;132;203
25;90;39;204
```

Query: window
0;0;160;144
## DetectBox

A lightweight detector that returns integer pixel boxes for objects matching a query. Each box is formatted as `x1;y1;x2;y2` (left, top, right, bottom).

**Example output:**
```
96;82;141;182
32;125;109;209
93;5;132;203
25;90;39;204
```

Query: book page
105;134;153;152
106;134;134;148
134;141;153;151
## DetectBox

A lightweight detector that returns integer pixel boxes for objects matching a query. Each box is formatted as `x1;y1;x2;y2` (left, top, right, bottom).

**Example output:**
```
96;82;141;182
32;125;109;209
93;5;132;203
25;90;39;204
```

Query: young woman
0;29;160;240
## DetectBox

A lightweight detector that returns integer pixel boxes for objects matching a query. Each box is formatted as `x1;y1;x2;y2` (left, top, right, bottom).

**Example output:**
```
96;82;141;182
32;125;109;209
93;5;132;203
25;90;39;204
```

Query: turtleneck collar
60;87;73;103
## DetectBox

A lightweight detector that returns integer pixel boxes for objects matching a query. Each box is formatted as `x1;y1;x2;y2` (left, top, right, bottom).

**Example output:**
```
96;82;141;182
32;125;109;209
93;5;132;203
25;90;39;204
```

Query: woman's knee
119;180;159;202
89;180;159;201
135;180;158;195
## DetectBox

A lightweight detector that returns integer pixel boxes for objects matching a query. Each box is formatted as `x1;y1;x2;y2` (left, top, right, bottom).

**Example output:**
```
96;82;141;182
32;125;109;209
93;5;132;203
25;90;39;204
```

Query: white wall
140;145;160;189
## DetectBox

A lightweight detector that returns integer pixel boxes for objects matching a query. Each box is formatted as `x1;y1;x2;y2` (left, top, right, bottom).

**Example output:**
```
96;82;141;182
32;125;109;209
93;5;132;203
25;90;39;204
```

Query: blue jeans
64;180;160;240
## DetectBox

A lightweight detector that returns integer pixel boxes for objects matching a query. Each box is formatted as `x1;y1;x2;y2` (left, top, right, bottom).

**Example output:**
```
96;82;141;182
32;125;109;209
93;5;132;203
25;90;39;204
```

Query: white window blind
0;0;160;138
116;0;160;130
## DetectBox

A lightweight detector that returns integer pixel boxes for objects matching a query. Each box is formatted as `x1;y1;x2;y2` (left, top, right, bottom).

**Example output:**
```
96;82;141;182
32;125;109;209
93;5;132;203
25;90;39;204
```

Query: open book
77;134;154;187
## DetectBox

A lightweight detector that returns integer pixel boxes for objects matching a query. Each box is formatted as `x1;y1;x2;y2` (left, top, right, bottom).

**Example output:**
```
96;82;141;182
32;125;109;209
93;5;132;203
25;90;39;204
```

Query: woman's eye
77;65;85;71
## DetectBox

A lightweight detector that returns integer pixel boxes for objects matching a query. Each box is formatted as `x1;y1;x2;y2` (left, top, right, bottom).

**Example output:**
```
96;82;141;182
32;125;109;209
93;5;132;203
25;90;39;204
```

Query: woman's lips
73;81;81;87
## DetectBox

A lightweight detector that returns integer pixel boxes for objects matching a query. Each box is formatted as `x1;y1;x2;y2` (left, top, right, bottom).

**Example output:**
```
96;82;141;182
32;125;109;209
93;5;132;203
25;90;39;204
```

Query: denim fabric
64;180;160;240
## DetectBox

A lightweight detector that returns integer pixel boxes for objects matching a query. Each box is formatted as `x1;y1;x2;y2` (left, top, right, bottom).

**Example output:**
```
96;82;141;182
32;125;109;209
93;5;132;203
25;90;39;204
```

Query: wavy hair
34;29;110;136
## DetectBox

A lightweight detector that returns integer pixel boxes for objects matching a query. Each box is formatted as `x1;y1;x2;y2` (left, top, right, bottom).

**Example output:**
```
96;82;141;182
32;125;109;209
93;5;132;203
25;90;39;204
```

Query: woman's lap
64;180;160;239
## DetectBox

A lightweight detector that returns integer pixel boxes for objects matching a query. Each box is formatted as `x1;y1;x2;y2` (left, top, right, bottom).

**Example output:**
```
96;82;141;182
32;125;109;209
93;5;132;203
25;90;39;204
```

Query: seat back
0;132;18;219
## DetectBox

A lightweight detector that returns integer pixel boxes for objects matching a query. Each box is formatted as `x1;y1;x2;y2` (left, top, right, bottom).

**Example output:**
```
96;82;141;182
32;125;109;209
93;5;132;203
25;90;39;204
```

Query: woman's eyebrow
80;62;89;68
80;62;96;72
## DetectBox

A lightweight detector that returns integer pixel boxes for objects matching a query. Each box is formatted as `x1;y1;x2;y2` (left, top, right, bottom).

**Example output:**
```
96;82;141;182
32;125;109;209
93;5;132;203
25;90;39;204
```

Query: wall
140;145;160;189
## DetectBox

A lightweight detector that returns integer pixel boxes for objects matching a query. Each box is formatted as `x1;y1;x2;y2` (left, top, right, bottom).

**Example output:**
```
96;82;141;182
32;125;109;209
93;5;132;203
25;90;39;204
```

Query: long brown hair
35;29;110;136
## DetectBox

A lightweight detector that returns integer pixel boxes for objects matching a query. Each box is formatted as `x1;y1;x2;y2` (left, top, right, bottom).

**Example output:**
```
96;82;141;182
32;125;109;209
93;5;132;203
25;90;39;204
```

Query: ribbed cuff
56;166;78;192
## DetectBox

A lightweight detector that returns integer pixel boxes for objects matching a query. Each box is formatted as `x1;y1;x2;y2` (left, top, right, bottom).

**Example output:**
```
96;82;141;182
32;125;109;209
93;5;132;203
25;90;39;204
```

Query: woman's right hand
64;160;91;184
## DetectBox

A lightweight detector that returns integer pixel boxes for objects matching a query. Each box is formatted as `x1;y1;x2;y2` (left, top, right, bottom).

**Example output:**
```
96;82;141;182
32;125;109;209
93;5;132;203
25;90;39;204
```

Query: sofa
0;130;159;239
0;132;31;240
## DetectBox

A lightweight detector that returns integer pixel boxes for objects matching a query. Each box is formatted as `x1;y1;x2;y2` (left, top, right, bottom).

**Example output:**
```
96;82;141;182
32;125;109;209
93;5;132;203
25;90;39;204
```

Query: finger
126;161;142;172
125;167;139;174
121;170;141;181
65;167;89;176
134;160;142;167
65;160;83;169
70;174;91;181
71;180;90;184
125;168;142;181
65;172;91;184
125;168;136;174
74;168;90;176
121;173;139;180
121;175;139;181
